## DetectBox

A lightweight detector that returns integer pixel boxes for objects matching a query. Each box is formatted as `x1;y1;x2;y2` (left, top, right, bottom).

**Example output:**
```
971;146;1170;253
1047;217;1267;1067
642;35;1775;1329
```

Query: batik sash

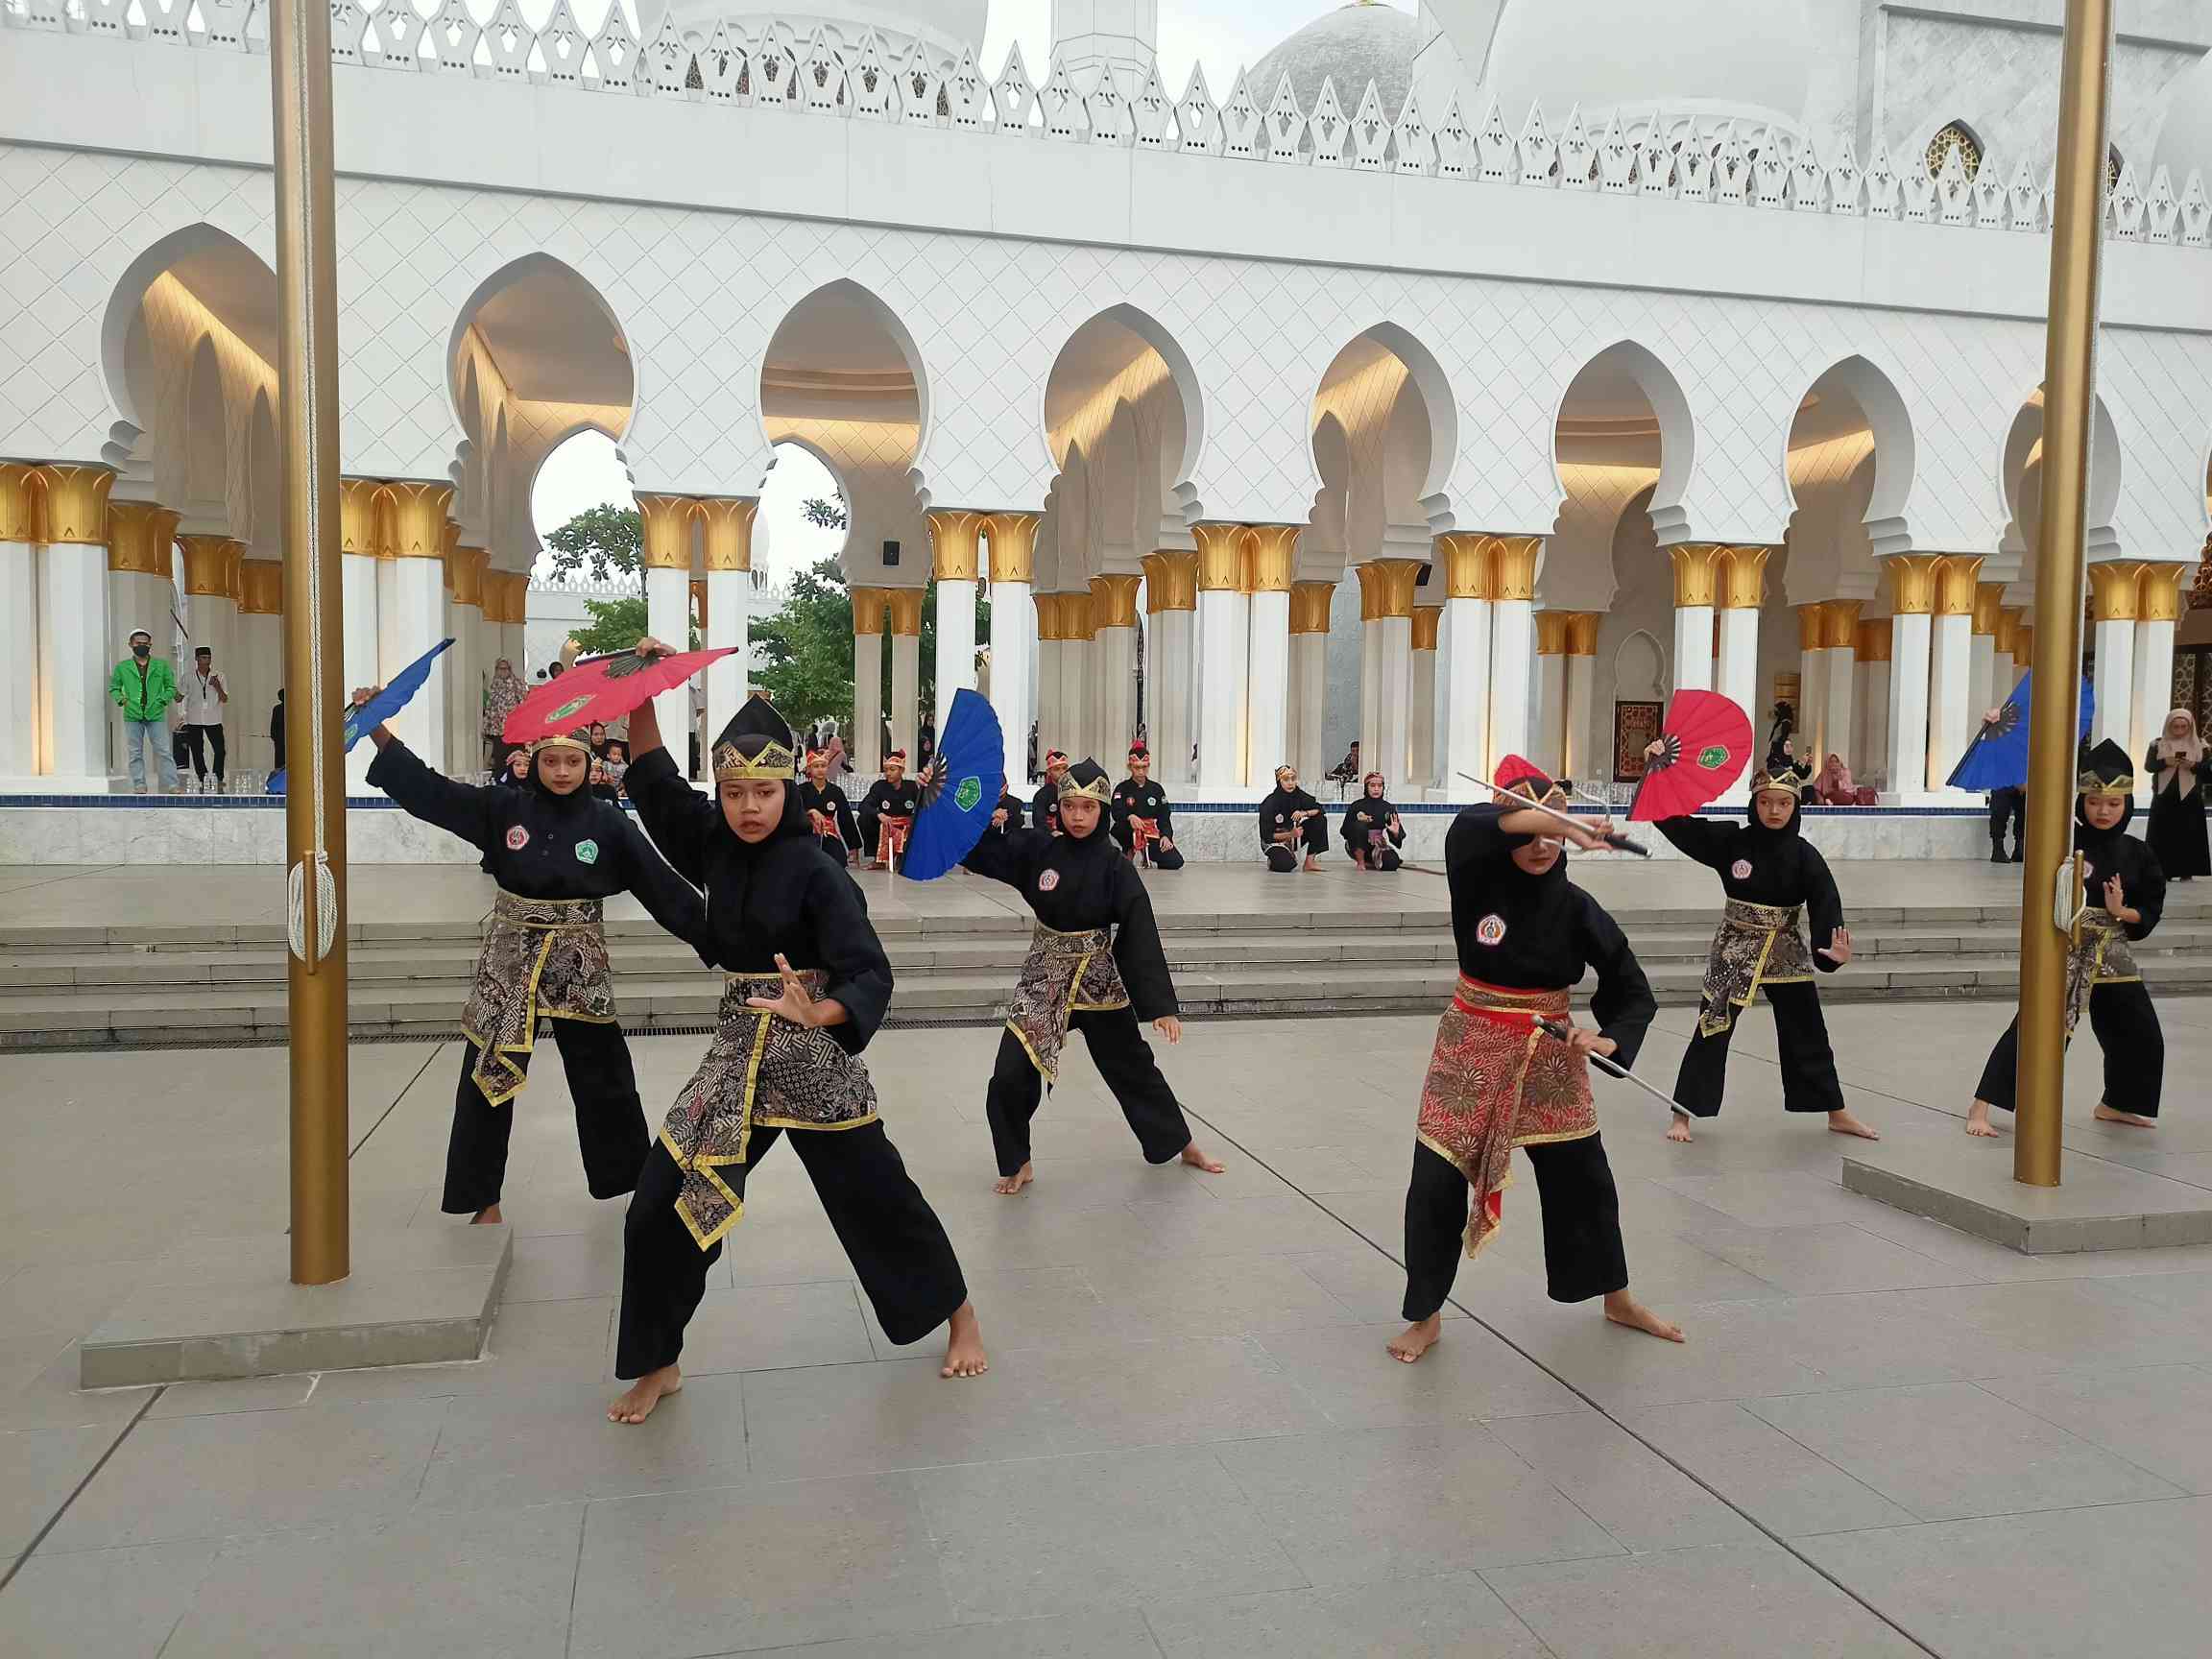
2063;911;2142;1036
1696;898;1815;1037
459;891;615;1105
1416;976;1596;1260
658;970;881;1249
1005;923;1130;1082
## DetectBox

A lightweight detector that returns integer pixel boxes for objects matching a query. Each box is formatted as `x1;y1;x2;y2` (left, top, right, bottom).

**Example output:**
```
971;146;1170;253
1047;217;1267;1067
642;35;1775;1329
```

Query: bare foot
940;1300;988;1378
993;1163;1034;1196
471;1203;503;1225
607;1364;682;1424
1964;1100;2005;1138
1666;1113;1694;1143
1179;1142;1225;1174
1827;1109;1881;1141
1303;855;1323;873
2094;1103;2157;1128
1387;1314;1442;1362
1603;1290;1685;1343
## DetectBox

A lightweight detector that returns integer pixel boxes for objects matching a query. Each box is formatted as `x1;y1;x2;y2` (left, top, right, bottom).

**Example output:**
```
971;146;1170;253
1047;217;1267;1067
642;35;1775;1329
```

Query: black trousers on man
443;1019;649;1214
1988;787;2026;858
1974;981;2164;1118
1402;1135;1626;1321
615;1125;968;1378
984;1007;1193;1176
182;722;226;784
1672;980;1845;1117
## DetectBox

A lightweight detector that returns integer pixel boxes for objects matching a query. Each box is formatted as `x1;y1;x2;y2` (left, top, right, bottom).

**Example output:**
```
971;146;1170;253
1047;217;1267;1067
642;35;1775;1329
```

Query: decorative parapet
4;1;2206;252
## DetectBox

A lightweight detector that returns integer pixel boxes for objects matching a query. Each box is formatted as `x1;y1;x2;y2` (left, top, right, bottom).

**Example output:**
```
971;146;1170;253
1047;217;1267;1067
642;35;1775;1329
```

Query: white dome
1247;2;1419;118
2152;49;2212;187
1480;0;1810;132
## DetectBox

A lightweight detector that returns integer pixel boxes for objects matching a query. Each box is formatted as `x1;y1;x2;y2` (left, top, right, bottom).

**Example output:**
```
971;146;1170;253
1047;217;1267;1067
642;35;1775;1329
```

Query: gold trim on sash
459;890;614;1105
1695;898;1815;1038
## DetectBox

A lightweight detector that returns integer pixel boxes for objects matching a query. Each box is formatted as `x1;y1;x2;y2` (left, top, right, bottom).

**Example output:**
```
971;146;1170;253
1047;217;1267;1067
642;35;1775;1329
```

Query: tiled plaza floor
4;979;2211;1653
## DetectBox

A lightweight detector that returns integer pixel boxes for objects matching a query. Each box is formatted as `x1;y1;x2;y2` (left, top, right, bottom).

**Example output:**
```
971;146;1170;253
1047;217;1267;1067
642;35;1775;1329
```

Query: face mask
132;644;151;658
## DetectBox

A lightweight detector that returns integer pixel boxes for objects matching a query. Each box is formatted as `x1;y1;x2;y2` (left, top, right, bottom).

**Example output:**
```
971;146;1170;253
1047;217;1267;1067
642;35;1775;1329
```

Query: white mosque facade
2;0;2211;853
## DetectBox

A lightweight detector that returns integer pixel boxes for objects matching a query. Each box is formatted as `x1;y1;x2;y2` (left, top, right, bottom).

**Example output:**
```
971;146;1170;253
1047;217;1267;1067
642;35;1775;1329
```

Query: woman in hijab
1815;753;1855;805
1340;773;1406;870
483;657;529;771
2145;709;2207;881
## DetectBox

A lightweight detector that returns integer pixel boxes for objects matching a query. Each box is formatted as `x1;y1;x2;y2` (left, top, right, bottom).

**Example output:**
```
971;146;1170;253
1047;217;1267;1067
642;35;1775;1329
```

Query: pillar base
1843;1143;2212;1255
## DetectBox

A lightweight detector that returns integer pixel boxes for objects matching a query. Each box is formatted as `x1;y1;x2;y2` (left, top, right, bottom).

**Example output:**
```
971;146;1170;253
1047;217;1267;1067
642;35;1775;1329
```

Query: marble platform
1842;1139;2212;1254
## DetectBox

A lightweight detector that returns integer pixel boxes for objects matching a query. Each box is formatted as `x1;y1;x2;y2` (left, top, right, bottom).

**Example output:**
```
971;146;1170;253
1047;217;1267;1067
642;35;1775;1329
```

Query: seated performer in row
609;678;986;1424
984;785;1028;842
1966;739;2167;1138
361;704;706;1226
1340;773;1406;871
1258;765;1329;872
962;757;1222;1195
1109;741;1185;869
798;745;862;867
856;749;921;870
1032;750;1070;835
1642;747;1875;1144
1390;761;1681;1363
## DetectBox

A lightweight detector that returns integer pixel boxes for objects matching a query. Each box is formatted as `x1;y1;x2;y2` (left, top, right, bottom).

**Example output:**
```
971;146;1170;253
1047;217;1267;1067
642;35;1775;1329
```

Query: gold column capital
1932;554;1986;615
1490;536;1540;602
1353;557;1425;620
1994;606;2024;655
1854;618;1893;662
1881;553;1940;615
1062;589;1097;641
1820;598;1863;652
239;558;284;614
1288;581;1335;634
451;544;486;607
1410;603;1444;652
338;477;388;556
1192;522;1246;591
106;501;180;577
1717;545;1772;610
636;493;697;570
2137;562;2187;623
1241;525;1299;593
0;461;39;541
1971;581;2006;636
1032;590;1063;641
1535;611;1574;655
1669;542;1721;608
2013;623;2034;663
925;508;986;583
1091;573;1142;629
1435;532;1494;600
31;464;114;544
382;480;452;558
177;533;234;597
1140;550;1198;613
1566;612;1600;656
885;586;925;637
851;586;887;636
2085;559;2147;622
984;512;1040;584
1795;602;1827;651
438;518;462;591
225;538;248;601
699;497;758;573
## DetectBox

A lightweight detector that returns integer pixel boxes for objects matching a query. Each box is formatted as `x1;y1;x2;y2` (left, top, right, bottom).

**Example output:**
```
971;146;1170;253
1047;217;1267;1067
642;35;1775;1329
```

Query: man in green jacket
109;628;181;794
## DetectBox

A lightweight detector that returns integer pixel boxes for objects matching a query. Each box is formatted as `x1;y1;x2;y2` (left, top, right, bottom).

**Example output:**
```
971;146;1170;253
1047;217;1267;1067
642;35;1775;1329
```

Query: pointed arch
1789;353;1918;557
97;223;276;441
1552;340;1696;542
445;252;636;437
1038;302;1204;524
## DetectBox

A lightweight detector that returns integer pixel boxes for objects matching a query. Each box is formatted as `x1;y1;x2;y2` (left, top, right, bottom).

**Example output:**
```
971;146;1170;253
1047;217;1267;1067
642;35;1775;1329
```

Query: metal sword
1534;1018;1694;1117
1454;772;1651;857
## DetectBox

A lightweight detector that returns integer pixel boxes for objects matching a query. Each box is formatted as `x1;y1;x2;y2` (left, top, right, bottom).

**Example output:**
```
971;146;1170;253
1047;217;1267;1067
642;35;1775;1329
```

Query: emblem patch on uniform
1476;913;1506;947
505;825;530;851
1731;858;1752;879
574;838;600;865
1038;870;1060;892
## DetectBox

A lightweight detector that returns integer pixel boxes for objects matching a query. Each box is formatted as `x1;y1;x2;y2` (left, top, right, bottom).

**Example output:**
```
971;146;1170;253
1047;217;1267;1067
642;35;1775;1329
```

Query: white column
1857;654;1891;788
1990;646;2015;707
1246;588;1290;786
383;555;446;769
1289;625;1328;785
853;622;883;776
1034;628;1063;760
1926;613;1972;792
706;569;747;748
1967;631;1996;737
1195;588;1248;792
1886;611;1933;803
1534;628;1567;781
1151;604;1194;787
1093;574;1142;760
238;608;282;771
1445;596;1491;791
1364;614;1414;783
1818;646;1857;770
1059;629;1092;762
989;579;1032;786
1409;644;1438;787
1716;608;1758;735
0;468;38;785
934;576;977;729
2130;565;2183;799
37;542;113;791
887;584;923;758
1564;647;1598;786
1488;598;1534;771
643;565;689;772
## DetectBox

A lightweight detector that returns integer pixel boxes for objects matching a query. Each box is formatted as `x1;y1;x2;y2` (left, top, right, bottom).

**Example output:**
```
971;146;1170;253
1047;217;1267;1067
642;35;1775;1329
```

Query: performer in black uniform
1258;765;1328;872
1340;772;1406;871
1389;762;1680;1362
982;787;1027;841
1642;749;1875;1144
361;703;706;1225
1966;740;2168;1138
2145;709;2208;881
608;679;986;1424
962;758;1222;1195
798;745;862;867
855;749;922;869
1031;750;1070;836
1109;742;1184;869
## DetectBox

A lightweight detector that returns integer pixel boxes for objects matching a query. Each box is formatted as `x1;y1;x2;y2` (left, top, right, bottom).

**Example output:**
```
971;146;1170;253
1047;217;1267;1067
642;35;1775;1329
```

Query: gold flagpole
2015;0;2115;1188
271;0;350;1279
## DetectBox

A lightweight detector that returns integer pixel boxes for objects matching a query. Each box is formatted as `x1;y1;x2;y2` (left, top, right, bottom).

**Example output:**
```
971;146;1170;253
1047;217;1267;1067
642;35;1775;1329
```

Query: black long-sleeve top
625;747;892;1053
1259;786;1323;848
366;739;705;951
1031;781;1063;836
858;777;922;831
2078;805;2166;943
1443;805;1655;1066
982;790;1028;839
1652;810;1845;971
798;780;862;852
1110;778;1175;847
961;824;1178;1020
1339;794;1406;854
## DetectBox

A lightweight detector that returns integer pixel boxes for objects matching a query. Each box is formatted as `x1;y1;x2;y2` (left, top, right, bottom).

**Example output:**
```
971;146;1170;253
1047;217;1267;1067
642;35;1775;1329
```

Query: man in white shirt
180;644;229;791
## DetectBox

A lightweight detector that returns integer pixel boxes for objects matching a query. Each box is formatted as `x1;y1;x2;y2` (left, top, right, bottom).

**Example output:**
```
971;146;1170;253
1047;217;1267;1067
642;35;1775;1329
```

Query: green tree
752;559;857;729
802;493;848;529
566;595;699;656
543;503;642;581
